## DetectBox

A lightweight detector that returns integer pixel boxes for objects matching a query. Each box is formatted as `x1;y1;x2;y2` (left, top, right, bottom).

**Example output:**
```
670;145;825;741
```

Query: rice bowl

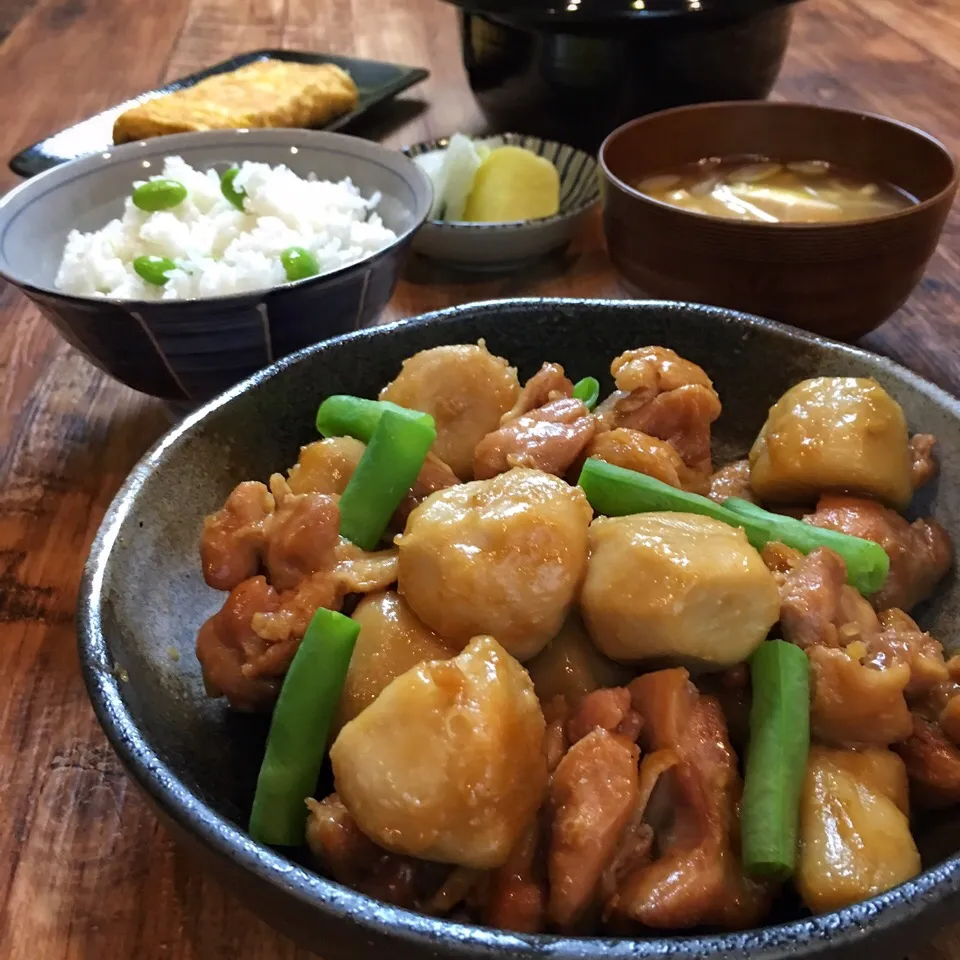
54;156;399;301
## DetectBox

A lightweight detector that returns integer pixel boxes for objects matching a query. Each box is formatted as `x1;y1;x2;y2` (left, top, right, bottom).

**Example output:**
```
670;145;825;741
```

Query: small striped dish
402;133;600;270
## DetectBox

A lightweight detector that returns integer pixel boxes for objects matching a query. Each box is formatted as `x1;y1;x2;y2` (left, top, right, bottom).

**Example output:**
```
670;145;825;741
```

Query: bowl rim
443;0;803;22
599;100;960;231
78;296;960;960
0;127;434;308
401;132;600;230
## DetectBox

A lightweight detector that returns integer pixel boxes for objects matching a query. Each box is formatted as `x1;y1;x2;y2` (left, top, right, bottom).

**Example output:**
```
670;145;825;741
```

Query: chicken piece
331;636;547;869
286;436;366;497
707;459;756;504
306;794;382;886
866;608;949;700
760;541;805;579
805;495;952;612
379;342;520;480
501;361;575;422
483;820;547;933
566;687;644;746
195;576;282;711
581;513;780;669
611;346;714;395
473;398;596;481
602;347;721;475
525;615;632;708
695;664;752;752
547;728;640;928
937;693;960;745
542;696;572;774
609;668;769;929
909;433;938;490
262;491;340;590
200;481;274;590
397;468;591;661
247;490;344;645
585;428;709;495
778;548;849;649
392;452;460;530
749;377;914;509
334;590;459;734
306;794;452;910
424;867;486;917
808;645;912;747
833;498;951;611
896;716;960;808
331;543;399;595
797;745;920;913
249;570;341;650
777;547;881;650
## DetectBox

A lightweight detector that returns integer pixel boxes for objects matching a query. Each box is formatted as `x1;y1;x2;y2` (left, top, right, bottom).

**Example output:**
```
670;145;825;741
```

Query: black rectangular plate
9;50;429;179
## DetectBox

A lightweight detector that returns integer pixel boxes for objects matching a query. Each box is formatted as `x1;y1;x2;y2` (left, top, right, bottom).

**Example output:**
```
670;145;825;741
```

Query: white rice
54;157;398;300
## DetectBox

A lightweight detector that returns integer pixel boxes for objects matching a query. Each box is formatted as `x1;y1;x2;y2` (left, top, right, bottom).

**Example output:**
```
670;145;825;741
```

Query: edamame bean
281;246;320;282
220;166;247;210
133;255;176;286
132;179;187;212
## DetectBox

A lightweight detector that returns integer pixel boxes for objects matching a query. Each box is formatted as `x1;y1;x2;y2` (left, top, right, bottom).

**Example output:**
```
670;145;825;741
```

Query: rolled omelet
580;512;779;669
113;60;359;144
749;377;913;509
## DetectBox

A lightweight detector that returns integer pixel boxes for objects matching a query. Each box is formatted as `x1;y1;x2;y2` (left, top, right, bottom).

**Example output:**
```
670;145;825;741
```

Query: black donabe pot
447;0;802;150
80;299;960;960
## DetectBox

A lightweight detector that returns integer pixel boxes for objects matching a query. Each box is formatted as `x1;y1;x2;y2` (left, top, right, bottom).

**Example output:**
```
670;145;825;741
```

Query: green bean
576;457;890;596
133;255;176;286
572;376;600;411
338;409;436;550
741;639;811;882
281;246;320;282
316;395;434;443
249;607;360;846
220;166;247;211
578;456;744;524
721;497;889;597
132;178;188;212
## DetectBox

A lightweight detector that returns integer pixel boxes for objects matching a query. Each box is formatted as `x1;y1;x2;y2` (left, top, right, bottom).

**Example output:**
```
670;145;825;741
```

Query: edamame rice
54;156;397;300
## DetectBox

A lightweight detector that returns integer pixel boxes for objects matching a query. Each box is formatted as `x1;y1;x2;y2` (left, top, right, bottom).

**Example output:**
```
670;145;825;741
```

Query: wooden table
1;0;959;956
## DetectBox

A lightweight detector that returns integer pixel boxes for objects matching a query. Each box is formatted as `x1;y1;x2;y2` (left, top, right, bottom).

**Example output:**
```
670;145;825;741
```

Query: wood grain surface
0;0;958;957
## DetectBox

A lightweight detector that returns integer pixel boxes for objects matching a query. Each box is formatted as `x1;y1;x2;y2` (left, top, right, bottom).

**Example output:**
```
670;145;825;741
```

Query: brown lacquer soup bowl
600;102;958;341
79;298;960;960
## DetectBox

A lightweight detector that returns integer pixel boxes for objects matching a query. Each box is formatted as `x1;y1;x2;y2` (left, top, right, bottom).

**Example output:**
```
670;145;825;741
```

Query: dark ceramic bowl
0;129;433;405
448;0;802;151
600;101;959;341
79;298;960;960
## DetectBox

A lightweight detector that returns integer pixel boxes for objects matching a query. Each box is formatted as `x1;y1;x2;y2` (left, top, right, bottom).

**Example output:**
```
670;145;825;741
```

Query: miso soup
635;156;915;223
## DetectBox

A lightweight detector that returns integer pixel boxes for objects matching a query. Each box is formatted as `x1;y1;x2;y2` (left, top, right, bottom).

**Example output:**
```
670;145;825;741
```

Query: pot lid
444;0;798;22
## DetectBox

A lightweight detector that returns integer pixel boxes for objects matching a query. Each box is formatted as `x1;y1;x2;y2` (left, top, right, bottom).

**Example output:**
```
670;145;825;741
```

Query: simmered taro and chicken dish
195;341;955;933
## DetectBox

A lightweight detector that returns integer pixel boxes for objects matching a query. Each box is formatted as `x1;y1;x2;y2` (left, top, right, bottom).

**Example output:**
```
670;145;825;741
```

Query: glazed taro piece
192;334;954;936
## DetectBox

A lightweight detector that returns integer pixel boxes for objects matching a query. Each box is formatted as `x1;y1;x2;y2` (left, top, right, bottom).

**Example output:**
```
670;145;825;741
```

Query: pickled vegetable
463;146;560;223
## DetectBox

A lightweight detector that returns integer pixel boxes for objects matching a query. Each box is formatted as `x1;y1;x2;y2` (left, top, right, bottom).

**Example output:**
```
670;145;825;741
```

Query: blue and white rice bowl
0;129;432;404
